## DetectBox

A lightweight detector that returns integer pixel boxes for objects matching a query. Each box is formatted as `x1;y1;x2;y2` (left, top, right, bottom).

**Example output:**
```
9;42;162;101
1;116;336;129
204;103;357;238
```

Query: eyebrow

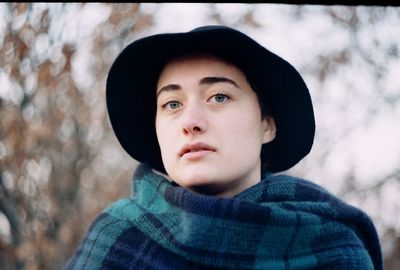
156;76;240;98
199;76;240;88
156;84;181;98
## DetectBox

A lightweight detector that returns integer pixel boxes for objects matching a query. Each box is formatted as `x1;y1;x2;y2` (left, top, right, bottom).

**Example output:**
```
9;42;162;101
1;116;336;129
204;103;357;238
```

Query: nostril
193;126;201;132
182;125;202;135
182;110;207;135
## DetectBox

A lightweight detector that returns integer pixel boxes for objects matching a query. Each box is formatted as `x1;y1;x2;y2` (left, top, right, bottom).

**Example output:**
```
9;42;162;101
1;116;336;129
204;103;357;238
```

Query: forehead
157;54;246;85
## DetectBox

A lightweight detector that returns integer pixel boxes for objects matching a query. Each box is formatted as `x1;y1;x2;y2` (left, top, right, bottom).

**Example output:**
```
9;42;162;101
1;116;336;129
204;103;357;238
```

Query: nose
182;102;208;136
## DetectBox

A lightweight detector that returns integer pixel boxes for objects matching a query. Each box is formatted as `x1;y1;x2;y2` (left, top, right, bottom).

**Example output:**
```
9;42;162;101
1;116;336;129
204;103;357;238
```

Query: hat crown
191;25;232;33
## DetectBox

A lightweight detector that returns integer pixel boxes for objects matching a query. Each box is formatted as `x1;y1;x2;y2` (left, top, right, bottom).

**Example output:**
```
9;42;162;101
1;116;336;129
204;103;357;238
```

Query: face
155;55;276;197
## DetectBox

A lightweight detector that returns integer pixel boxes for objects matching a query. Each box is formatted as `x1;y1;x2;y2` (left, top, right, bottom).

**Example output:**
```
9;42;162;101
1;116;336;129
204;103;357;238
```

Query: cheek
229;121;265;163
155;120;168;152
243;105;265;139
225;109;264;141
155;119;177;164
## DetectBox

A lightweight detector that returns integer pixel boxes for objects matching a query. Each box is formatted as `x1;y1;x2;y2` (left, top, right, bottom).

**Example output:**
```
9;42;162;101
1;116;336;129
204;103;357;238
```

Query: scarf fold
66;163;382;270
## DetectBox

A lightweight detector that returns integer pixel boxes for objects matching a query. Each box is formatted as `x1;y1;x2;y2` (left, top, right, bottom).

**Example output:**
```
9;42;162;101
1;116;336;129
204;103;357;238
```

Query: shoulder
65;199;135;269
264;173;383;270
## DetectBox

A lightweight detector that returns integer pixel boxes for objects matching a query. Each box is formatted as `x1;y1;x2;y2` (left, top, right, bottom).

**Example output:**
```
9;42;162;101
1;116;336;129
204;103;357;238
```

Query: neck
189;175;262;198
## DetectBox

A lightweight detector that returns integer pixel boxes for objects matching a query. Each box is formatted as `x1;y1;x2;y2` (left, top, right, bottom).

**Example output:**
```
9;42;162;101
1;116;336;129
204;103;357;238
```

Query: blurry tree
0;3;152;269
0;3;399;269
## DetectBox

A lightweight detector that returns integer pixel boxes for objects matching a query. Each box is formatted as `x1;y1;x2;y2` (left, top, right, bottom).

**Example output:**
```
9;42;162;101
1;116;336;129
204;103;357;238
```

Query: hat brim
106;26;315;173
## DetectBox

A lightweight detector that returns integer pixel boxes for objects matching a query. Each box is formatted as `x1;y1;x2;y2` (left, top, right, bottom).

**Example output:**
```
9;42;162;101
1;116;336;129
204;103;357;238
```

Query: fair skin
155;55;276;197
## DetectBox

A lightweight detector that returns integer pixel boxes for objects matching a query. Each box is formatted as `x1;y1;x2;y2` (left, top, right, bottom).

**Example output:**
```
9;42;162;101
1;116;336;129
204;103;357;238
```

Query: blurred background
0;3;399;269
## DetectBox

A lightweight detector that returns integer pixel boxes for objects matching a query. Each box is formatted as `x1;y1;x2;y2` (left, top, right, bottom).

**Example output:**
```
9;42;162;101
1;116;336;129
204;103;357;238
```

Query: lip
179;142;216;159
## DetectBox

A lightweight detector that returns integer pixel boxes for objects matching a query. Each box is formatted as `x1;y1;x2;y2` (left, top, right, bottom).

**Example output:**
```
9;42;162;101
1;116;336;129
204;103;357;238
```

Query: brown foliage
0;3;146;269
0;3;399;269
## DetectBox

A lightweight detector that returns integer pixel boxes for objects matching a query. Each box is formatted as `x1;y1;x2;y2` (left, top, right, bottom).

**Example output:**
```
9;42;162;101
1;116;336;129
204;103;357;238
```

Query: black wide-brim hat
106;25;315;173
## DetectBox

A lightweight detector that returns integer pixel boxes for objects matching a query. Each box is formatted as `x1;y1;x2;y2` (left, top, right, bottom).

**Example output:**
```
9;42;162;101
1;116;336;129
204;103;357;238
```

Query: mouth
179;142;216;158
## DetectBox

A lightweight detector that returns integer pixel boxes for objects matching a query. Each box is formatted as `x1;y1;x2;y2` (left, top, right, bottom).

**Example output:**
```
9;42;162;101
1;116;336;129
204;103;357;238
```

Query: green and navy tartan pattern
65;163;382;269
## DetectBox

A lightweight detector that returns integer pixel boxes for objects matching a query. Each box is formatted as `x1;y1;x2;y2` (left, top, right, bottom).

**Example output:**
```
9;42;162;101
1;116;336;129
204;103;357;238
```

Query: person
65;25;383;269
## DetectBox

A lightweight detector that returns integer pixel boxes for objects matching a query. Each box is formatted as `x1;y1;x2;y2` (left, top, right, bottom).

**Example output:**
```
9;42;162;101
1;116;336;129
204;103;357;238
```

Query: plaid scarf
66;163;382;269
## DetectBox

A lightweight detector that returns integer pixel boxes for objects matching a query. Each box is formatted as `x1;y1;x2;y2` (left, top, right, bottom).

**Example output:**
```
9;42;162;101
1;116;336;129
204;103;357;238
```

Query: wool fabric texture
65;163;382;270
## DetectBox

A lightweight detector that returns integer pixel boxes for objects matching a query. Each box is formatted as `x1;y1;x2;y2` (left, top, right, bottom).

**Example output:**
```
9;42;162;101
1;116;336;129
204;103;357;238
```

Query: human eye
162;100;182;110
209;93;229;104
